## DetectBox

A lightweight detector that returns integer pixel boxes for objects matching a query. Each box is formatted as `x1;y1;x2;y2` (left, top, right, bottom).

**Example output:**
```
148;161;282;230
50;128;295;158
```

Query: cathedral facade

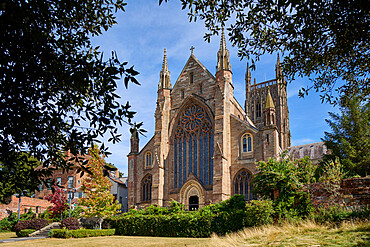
128;30;290;210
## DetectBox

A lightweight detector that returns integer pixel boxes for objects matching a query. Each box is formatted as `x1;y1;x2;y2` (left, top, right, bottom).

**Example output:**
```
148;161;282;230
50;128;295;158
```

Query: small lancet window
256;102;262;118
241;133;253;153
190;72;194;84
145;152;152;167
181;90;185;99
200;84;203;94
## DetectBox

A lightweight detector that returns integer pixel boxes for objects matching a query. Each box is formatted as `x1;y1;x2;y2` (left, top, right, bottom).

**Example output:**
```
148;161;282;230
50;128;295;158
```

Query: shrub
61;217;80;230
311;206;370;224
29;218;49;230
108;196;275;237
13;220;30;232
49;228;115;238
16;229;36;237
0;218;12;232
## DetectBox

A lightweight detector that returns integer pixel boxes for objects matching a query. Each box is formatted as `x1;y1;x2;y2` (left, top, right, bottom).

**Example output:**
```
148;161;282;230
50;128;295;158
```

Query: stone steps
29;222;61;237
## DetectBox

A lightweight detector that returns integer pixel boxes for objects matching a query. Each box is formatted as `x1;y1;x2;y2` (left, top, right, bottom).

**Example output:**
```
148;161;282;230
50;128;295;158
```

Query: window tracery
145;152;152;167
174;103;214;188
141;174;152;202
233;169;254;200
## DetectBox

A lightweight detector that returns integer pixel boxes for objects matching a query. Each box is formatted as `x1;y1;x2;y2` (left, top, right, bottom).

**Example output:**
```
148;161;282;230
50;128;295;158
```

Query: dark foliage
13;220;31;232
28;218;49;230
322;92;370;177
61;217;80;230
0;0;143;202
311;206;370;224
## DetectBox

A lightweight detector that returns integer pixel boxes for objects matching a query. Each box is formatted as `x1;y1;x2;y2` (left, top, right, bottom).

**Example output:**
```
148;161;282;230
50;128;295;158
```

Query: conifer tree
322;93;370;177
79;146;120;229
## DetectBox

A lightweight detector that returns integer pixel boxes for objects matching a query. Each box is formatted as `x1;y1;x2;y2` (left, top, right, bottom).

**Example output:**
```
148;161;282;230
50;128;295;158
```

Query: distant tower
245;62;251;114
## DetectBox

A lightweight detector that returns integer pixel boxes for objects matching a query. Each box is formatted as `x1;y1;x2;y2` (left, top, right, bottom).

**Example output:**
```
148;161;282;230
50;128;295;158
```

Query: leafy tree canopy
322;91;370;177
45;185;68;219
0;152;42;203
79;145;120;229
161;0;370;103
0;0;142;201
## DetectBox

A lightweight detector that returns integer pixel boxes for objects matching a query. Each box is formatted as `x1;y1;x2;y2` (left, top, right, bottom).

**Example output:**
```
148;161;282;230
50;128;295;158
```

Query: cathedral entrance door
189;196;199;211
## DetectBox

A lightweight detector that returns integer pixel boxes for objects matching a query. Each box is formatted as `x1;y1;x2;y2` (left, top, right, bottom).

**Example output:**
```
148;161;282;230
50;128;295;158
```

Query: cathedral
127;29;291;210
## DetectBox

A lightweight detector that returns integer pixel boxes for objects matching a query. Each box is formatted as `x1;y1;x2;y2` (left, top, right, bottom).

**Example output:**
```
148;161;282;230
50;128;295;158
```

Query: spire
275;53;282;79
245;62;251;83
162;48;168;71
216;27;231;72
159;48;171;89
264;88;275;109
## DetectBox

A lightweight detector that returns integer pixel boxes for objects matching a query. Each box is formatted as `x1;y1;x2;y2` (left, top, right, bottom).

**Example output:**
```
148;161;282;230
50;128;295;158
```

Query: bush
28;218;49;230
49;228;115;238
61;217;80;230
108;195;275;237
13;220;30;232
16;229;36;237
311;206;370;224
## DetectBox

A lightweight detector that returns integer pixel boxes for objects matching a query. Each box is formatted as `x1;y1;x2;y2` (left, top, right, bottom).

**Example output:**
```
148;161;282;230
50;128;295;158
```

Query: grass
209;220;370;246
0;231;17;240
0;235;209;246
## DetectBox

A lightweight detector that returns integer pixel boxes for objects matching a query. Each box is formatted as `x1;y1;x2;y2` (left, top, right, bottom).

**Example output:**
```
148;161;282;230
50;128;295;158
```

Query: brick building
128;29;296;210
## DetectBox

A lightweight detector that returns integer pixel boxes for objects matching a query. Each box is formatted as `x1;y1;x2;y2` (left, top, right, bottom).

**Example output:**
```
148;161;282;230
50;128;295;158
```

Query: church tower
213;27;233;202
152;49;172;206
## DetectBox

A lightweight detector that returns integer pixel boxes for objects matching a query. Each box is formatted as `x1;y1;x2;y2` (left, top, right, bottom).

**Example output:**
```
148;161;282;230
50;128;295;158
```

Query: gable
171;54;216;111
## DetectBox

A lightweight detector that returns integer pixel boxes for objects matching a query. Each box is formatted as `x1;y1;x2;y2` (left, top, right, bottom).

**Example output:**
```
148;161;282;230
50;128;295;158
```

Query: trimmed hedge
14;218;49;233
49;228;115;238
16;229;36;237
107;195;274;237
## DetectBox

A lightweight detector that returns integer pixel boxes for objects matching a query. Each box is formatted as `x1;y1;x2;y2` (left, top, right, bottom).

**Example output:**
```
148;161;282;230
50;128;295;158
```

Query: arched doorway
189;196;199;211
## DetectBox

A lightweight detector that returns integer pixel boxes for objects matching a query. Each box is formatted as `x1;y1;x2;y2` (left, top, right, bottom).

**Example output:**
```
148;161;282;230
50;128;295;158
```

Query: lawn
0;232;16;240
210;220;370;246
0;235;209;247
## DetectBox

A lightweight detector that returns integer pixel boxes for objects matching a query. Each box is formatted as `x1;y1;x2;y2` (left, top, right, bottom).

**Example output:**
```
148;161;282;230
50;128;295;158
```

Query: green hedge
107;195;274;237
16;229;36;237
49;228;115;238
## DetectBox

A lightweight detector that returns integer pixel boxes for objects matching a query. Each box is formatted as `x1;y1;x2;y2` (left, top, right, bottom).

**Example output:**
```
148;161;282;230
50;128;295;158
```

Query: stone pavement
0;236;48;243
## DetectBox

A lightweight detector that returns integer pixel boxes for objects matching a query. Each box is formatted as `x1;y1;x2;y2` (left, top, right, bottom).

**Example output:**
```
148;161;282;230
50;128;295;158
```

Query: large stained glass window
173;104;214;188
233;169;254;200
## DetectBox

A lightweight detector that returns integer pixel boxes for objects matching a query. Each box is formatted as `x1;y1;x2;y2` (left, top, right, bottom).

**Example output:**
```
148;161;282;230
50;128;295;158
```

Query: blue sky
92;0;337;176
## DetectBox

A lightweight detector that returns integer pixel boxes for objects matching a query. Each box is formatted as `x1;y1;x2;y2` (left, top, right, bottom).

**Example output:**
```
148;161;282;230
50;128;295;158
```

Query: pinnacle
162;48;168;72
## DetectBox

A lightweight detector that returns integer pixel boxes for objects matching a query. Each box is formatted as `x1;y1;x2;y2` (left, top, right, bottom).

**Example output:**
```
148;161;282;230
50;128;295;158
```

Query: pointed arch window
173;103;214;188
141;174;152;202
256;101;262;118
233;169;254;200
241;133;253;153
145;152;152;167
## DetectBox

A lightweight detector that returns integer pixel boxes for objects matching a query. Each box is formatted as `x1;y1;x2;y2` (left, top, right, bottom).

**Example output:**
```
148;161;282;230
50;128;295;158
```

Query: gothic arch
233;169;254;201
179;179;205;210
141;174;152;202
170;96;214;189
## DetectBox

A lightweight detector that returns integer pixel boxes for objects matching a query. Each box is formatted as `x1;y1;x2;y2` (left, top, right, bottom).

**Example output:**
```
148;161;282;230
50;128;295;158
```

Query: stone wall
0;195;53;220
309;177;370;208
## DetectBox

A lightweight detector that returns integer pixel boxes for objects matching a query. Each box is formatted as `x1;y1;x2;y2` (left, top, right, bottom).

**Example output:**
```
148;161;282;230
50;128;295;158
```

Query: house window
233;169;254;200
145;152;152;167
56;177;61;186
241;133;253;153
68;176;74;189
141;174;152;202
46;178;52;190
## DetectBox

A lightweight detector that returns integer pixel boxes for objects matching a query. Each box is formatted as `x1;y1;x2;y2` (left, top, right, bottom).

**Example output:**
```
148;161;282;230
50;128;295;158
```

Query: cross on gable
190;46;195;54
